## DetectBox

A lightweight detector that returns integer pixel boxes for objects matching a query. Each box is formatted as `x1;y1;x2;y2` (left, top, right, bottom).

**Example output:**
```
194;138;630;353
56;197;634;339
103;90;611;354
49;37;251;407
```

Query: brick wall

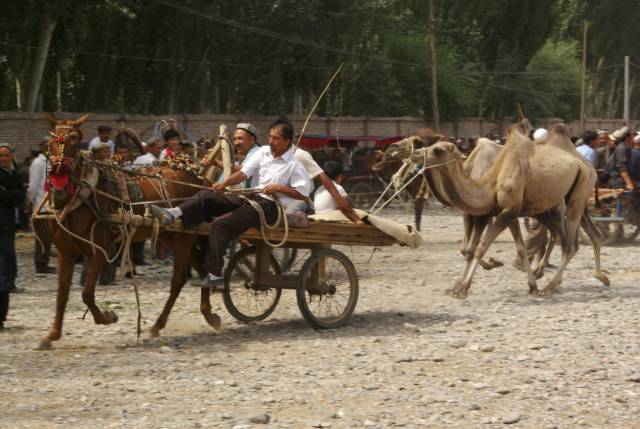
1;111;637;161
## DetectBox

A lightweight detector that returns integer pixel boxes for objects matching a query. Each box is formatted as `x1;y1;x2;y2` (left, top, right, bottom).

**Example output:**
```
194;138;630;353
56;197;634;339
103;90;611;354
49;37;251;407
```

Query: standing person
88;125;114;154
595;129;614;170
159;129;181;160
134;137;163;165
0;143;26;328
576;130;598;167
28;140;55;274
606;127;635;194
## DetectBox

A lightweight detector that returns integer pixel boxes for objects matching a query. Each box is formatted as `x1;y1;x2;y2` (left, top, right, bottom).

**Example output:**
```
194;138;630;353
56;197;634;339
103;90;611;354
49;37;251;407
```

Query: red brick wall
1;111;636;161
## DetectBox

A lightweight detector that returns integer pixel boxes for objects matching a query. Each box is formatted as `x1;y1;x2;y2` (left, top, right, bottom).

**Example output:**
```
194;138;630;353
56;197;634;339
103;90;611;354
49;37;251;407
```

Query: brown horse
37;113;219;349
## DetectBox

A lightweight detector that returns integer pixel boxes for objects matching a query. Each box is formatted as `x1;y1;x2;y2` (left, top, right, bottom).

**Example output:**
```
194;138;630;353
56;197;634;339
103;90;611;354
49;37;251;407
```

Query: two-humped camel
410;122;603;298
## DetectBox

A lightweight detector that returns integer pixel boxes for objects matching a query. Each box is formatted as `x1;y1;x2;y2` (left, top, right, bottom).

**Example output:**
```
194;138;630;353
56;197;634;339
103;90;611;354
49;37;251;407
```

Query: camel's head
371;136;425;171
44;112;91;207
409;141;461;167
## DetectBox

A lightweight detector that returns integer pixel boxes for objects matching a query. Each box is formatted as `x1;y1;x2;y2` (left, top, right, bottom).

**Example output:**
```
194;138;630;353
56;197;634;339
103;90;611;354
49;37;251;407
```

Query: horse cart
168;220;398;329
588;190;640;244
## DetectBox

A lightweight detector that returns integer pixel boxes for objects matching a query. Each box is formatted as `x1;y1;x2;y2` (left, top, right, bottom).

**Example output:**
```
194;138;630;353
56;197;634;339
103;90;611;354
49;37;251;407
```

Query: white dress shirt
133;152;158;165
88;137;114;154
28;153;47;211
241;146;310;208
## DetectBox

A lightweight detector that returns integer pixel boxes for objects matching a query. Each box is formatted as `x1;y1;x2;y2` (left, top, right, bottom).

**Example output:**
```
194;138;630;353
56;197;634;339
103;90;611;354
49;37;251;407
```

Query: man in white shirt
88;125;114;154
314;161;348;212
28;140;54;274
292;143;361;222
148;119;310;288
575;130;598;167
134;138;163;165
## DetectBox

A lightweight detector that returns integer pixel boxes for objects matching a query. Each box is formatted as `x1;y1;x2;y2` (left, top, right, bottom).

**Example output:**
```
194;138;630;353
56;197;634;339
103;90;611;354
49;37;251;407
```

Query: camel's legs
540;206;582;296
37;253;75;349
580;212;610;286
531;211;564;279
508;221;538;294
451;211;516;299
149;235;197;337
459;215;491;280
82;253;119;325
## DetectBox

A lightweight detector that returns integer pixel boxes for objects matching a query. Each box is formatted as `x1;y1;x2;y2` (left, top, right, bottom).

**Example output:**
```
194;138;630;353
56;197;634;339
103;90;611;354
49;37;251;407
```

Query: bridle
46;127;82;196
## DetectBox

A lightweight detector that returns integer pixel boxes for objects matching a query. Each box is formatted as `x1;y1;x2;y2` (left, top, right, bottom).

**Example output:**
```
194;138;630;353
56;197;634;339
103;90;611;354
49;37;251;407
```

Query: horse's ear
72;113;92;127
43;112;57;128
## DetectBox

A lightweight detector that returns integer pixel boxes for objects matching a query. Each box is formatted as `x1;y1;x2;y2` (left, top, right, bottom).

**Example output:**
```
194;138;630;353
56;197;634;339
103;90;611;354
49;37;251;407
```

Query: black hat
98;125;112;132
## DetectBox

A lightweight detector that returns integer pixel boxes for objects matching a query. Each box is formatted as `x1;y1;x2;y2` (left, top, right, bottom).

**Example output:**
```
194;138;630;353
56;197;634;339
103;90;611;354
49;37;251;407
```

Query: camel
38;113;220;349
409;122;601;298
372;128;440;230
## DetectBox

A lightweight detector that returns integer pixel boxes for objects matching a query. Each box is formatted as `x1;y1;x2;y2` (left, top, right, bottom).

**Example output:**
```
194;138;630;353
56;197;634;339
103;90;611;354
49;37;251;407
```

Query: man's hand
211;182;225;193
626;183;635;191
200;157;211;167
262;184;283;195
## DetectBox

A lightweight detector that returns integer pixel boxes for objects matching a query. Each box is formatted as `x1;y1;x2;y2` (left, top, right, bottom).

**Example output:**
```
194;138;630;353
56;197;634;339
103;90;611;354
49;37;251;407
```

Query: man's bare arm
318;173;363;224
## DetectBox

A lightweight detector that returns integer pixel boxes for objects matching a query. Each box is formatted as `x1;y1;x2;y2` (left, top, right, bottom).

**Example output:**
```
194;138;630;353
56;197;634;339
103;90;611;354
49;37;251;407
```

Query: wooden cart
588;189;640;244
169;221;398;329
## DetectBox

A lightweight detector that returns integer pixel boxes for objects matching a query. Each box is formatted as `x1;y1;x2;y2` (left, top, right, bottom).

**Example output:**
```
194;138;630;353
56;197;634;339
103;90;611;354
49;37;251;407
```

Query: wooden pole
56;71;62;112
624;55;630;123
427;0;440;133
580;20;588;132
15;76;22;112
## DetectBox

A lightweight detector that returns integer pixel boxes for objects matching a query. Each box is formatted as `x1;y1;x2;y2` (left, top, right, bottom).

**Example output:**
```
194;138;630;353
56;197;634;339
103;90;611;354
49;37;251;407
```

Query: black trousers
180;190;277;276
0;231;16;322
33;218;52;269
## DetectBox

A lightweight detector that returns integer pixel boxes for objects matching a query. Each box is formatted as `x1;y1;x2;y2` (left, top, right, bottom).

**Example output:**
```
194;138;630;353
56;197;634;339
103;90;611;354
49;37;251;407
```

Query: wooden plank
166;220;398;247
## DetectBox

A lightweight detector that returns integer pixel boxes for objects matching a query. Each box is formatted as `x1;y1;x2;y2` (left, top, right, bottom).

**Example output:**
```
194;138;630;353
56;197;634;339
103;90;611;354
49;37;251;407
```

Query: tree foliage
0;0;636;121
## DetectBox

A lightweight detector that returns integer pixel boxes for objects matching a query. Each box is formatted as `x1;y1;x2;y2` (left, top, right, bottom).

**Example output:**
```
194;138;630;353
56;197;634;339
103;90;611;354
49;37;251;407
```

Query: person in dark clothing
606;127;635;193
0;143;26;329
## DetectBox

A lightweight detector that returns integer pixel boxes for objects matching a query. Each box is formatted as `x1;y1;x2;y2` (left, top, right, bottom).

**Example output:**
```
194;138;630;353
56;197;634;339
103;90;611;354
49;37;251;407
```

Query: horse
37;113;220;349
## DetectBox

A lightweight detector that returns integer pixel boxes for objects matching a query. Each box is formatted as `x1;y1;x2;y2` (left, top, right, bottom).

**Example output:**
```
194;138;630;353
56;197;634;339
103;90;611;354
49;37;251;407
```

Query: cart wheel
610;223;640;243
272;248;298;272
348;182;375;209
595;222;639;244
223;247;282;323
296;248;359;329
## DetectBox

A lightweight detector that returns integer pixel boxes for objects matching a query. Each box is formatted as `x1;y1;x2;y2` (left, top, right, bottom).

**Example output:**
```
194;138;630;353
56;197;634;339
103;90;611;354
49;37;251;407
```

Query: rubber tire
296;248;359;330
223;247;282;323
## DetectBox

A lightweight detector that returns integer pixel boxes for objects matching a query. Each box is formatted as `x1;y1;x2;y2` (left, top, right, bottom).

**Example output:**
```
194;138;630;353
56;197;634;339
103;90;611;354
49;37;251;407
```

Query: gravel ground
1;205;640;429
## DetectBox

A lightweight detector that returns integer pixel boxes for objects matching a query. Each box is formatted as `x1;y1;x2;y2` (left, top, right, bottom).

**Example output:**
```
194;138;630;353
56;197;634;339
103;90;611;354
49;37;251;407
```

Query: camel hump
550;123;570;136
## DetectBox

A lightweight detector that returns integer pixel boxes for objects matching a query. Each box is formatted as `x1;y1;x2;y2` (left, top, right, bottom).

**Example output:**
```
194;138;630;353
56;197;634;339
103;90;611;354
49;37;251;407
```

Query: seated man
148;118;311;288
314;161;348;212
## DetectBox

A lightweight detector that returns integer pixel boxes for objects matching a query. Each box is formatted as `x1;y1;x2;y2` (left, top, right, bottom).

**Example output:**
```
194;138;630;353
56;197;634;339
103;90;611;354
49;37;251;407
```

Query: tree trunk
427;0;440;132
25;8;57;112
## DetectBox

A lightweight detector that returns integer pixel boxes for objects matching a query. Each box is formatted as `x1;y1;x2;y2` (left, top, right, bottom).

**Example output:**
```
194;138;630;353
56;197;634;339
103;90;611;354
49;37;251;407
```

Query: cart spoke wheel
296;249;359;329
272;248;298;273
596;222;640;245
223;247;281;323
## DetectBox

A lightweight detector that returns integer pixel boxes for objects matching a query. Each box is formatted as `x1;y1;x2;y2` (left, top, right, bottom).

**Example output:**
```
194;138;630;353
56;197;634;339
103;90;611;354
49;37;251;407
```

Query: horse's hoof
105;310;119;324
534;268;545;280
595;273;611;287
148;328;160;339
36;339;52;350
204;313;221;330
528;284;539;295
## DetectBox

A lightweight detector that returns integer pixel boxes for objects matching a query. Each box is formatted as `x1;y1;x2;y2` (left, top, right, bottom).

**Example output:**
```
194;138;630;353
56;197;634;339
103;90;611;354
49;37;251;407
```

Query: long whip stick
296;63;344;146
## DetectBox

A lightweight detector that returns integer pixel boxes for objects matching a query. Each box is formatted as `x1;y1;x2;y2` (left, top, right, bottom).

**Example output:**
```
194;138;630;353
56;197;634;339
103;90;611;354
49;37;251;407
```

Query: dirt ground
2;205;640;429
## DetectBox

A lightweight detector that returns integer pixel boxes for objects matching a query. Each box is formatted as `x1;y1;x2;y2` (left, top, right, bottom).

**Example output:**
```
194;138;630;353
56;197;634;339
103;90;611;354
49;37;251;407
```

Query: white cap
533;128;548;141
